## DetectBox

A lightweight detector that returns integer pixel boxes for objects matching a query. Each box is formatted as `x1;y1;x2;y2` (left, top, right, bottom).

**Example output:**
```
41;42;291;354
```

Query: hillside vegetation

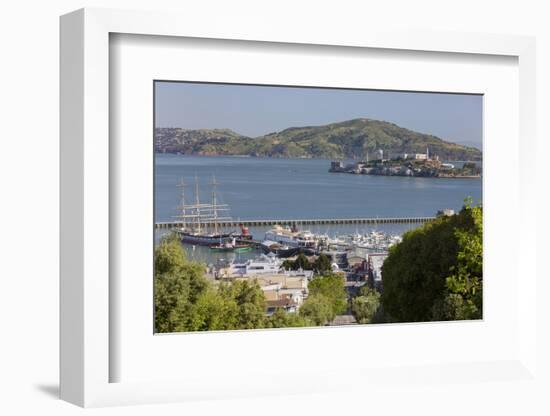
155;118;481;161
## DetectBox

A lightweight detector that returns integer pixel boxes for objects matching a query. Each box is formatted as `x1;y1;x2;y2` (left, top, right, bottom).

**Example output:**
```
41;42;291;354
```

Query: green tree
176;279;267;332
282;253;312;271
219;280;267;329
185;288;241;331
381;200;482;322
308;274;348;315
155;235;264;332
265;308;310;328
154;271;191;333
351;287;381;324
154;235;209;332
313;253;333;274
433;202;482;320
299;295;335;325
154;233;186;275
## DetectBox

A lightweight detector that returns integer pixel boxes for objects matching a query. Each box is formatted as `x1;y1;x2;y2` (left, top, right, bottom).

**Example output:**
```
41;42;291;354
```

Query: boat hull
261;245;315;258
179;232;233;246
210;245;253;253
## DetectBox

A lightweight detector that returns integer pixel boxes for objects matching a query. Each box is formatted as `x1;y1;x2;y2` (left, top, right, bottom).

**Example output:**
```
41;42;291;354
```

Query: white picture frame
60;7;538;408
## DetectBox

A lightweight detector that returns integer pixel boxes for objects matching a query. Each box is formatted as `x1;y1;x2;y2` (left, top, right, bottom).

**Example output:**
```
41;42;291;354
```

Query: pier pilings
155;216;435;230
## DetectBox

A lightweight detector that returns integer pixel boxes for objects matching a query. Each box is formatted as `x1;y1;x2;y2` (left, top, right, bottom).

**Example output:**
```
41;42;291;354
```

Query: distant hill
155;118;482;161
456;140;482;151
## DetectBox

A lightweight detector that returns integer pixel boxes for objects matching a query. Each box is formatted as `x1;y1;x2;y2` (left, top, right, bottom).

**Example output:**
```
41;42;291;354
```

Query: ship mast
173;175;232;236
194;175;201;234
211;175;219;235
177;177;186;230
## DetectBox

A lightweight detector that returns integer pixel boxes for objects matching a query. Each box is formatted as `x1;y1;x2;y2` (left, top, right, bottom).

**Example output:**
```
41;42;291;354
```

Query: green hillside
155;118;482;161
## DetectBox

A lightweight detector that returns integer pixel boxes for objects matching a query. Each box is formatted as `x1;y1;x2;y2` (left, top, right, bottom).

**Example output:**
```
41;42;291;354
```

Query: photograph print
154;81;483;333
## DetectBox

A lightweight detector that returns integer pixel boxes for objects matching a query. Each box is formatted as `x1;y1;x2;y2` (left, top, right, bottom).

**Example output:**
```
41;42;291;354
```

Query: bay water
155;154;482;264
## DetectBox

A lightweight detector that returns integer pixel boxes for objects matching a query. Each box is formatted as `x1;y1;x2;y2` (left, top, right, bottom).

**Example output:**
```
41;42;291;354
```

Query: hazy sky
155;82;483;148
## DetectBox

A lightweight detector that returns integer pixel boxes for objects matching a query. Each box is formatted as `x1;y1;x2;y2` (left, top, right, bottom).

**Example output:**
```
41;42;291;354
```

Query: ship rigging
174;176;235;246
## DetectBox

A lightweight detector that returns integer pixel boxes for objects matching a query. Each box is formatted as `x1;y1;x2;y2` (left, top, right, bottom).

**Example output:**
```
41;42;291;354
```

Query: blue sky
155;82;483;148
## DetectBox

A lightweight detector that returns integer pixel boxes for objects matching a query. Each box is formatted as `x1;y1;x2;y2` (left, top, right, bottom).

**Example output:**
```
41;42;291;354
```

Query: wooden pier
155;216;435;230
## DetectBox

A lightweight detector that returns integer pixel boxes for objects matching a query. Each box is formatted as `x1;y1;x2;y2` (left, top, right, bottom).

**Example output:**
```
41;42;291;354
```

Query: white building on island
403;147;431;160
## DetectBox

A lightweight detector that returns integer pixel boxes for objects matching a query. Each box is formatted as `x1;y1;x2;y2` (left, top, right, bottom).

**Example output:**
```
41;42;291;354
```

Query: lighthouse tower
426;147;430;160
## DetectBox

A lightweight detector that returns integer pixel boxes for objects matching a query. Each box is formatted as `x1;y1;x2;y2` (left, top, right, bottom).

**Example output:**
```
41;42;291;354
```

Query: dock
155;216;435;230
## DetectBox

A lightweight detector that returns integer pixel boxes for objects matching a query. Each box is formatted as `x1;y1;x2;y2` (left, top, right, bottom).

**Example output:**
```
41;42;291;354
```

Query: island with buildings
329;148;482;178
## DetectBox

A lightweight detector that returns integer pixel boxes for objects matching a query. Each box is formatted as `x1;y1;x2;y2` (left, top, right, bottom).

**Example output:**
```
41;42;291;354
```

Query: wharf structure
155;216;435;230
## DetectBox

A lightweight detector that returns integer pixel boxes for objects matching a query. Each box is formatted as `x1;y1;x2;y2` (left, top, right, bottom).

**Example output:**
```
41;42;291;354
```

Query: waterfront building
402;148;430;160
243;274;309;290
236;274;309;315
218;254;283;278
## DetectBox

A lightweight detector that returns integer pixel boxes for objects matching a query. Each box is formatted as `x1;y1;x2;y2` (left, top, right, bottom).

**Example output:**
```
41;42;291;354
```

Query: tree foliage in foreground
299;295;334;325
265;308;311;328
155;235;343;332
381;200;482;323
433;202;483;320
154;234;209;333
154;235;267;332
308;274;348;315
299;273;348;325
351;287;381;324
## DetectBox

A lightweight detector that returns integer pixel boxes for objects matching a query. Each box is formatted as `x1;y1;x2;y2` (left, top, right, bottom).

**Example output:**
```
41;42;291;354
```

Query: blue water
155;154;482;223
154;154;482;264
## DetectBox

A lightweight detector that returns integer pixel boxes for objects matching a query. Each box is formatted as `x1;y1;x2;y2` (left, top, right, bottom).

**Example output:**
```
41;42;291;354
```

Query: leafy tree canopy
308;274;348;316
265;308;310;328
154;234;209;332
282;253;312;271
299;294;335;326
314;253;333;274
381;200;482;322
298;273;349;325
155;235;266;332
351;287;381;324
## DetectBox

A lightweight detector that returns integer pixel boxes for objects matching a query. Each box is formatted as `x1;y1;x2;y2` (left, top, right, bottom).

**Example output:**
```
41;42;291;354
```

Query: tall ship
174;176;236;246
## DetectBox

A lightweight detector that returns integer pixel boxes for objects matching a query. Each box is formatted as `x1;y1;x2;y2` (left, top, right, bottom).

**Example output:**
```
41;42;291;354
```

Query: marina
164;182;411;284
